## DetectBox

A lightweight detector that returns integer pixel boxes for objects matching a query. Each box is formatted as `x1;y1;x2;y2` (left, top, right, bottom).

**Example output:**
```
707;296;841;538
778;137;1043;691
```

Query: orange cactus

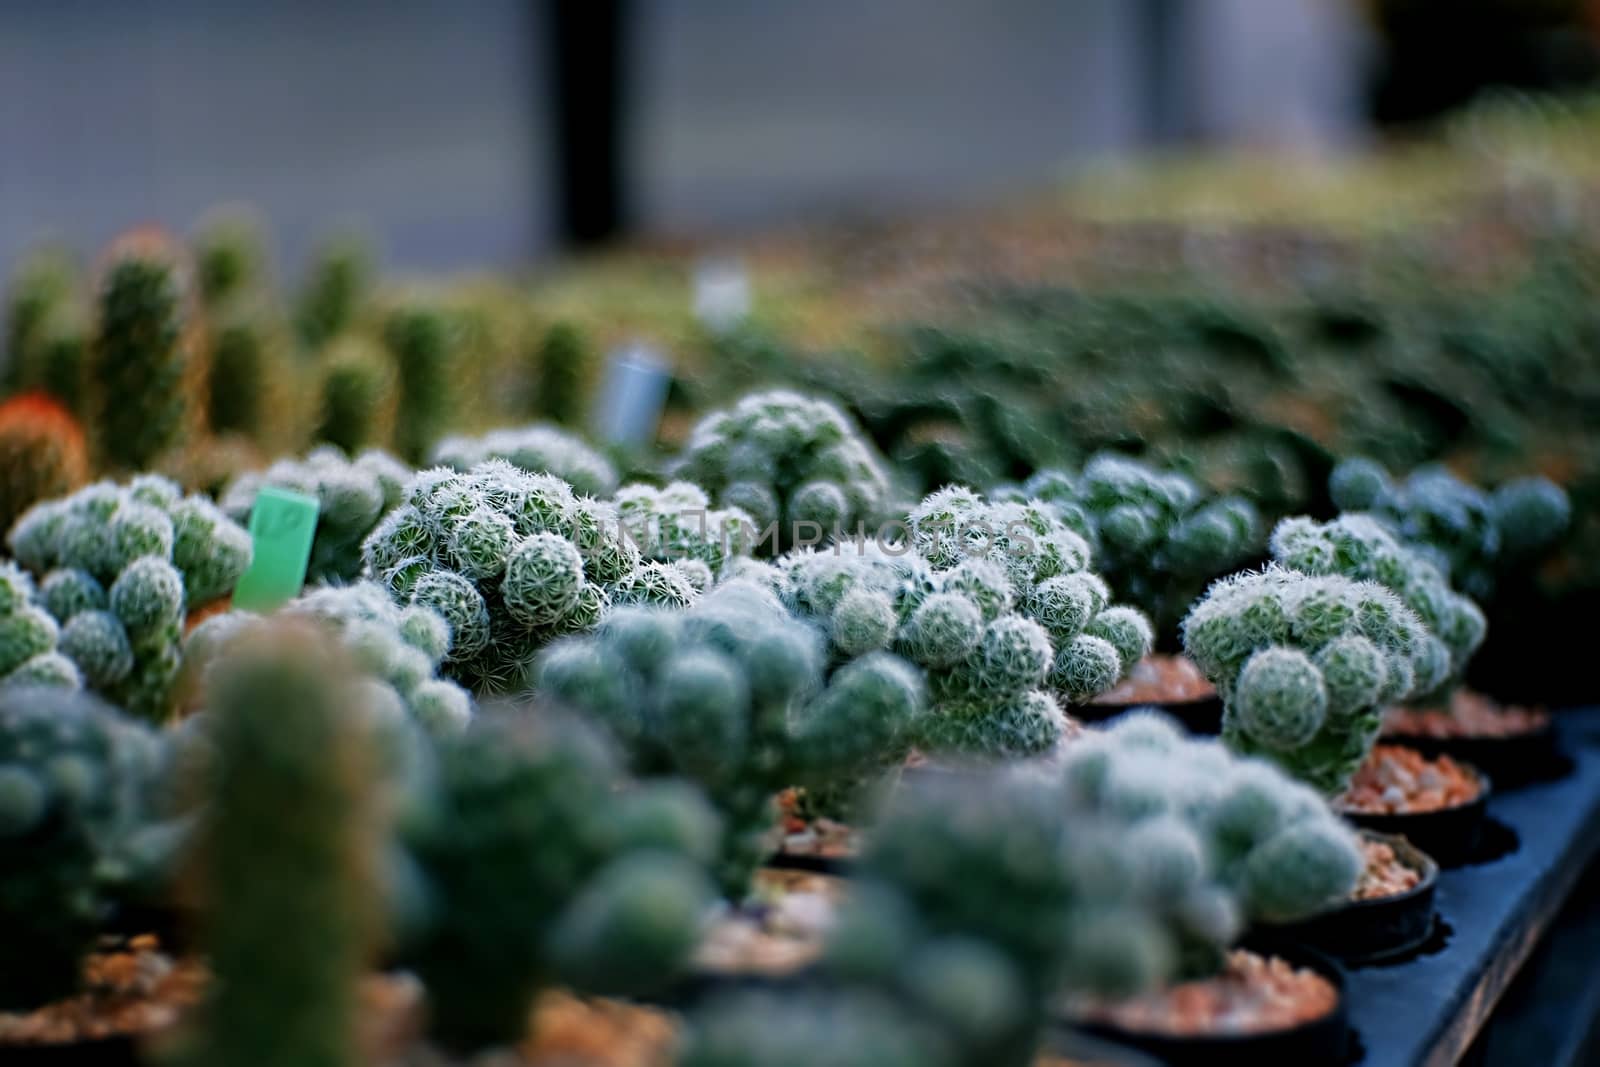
0;392;89;535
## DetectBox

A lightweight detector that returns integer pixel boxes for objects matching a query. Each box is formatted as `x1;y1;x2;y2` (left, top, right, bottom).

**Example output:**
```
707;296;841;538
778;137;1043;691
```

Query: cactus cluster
537;581;923;894
613;481;756;586
0;392;90;535
1004;454;1262;635
90;234;198;471
1329;458;1571;598
675;390;896;553
431;423;619;497
8;475;253;720
0;685;166;1008
0;561;80;690
402;711;718;1051
185;582;472;749
361;460;700;694
1270;514;1487;696
1183;566;1434;794
190;625;382;1067
222;446;411;583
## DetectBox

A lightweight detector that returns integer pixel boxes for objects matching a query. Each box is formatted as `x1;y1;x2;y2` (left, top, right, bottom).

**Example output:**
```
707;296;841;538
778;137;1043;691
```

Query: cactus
1002;453;1262;637
383;301;456;463
316;332;397;454
190;624;382;1067
0;685;163;1008
675;389;897;554
193;210;268;307
0;393;90;535
1270;514;1487;697
680;989;950;1067
362;461;701;693
206;299;289;444
402;711;718;1051
531;320;591;426
1183;566;1432;794
0;561;81;691
432;423;618;497
9;477;253;719
613;481;755;573
1327;458;1571;598
4;248;76;393
538;581;923;895
89;234;198;471
296;236;370;351
222;447;410;583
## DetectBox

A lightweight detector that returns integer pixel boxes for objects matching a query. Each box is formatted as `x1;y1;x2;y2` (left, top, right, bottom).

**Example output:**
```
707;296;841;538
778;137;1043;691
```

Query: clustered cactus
0;561;81;689
361;460;699;693
432;423;619;498
402;711;718;1051
1183;565;1435;794
90;234;197;471
613;481;755;587
675;390;896;553
0;685;165;1008
1271;514;1487;699
190;625;383;1067
1006;454;1262;635
0;392;89;534
222;446;411;583
537;581;923;894
9;475;253;719
1330;457;1571;599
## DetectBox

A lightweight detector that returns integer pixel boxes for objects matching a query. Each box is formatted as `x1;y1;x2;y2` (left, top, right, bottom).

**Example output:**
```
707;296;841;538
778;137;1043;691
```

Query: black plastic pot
1257;831;1439;966
1079;696;1223;736
1381;718;1565;790
3;1036;142;1067
1338;760;1492;867
1060;940;1350;1067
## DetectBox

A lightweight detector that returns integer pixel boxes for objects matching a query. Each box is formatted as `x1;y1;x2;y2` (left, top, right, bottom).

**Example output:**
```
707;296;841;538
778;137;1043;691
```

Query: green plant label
231;486;319;612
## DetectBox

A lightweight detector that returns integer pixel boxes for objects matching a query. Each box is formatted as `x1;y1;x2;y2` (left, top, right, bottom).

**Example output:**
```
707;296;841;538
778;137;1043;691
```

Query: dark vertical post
1136;0;1185;146
543;0;630;247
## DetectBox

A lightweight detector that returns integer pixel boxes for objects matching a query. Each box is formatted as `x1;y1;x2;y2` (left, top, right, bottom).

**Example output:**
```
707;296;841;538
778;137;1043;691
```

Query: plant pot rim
1323;829;1439;916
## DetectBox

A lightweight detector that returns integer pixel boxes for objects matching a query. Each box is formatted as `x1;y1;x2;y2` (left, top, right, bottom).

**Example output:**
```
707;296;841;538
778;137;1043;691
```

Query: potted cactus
221;446;411;584
360;460;702;694
7;475;253;721
536;580;924;895
674;389;898;554
399;709;719;1055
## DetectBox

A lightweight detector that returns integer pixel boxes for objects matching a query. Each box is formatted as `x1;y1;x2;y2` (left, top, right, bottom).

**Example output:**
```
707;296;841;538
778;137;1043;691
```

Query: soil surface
1064;949;1339;1037
693;869;845;977
1385;688;1549;739
0;935;204;1047
1337;745;1484;815
1353;838;1424;901
775;788;860;859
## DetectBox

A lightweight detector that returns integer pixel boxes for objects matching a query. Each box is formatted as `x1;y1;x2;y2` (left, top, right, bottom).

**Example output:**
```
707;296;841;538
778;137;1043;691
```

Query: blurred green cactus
531;320;591;427
383;301;457;463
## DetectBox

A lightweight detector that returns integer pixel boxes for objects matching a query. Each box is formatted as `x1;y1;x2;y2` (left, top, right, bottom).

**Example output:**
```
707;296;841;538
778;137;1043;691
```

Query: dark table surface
1342;706;1600;1067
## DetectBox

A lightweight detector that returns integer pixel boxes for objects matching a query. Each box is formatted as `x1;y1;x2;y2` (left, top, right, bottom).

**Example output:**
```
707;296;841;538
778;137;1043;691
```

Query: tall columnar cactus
613;481;755;584
362;461;698;693
296;236;370;351
537;581;923;894
675;389;897;554
0;685;164;1008
1003;454;1263;637
531;320;591;427
1270;514;1487;698
432;423;618;497
316;333;397;455
1183;566;1433;794
223;447;411;583
383;302;456;463
0;393;90;535
206;300;288;444
402;712;718;1052
90;234;198;471
9;475;253;720
191;625;382;1067
0;561;81;690
4;247;76;392
1329;458;1571;599
193;210;267;307
184;582;472;744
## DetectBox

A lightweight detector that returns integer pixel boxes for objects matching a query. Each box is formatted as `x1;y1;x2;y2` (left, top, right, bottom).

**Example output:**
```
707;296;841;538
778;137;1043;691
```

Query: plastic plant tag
231;486;319;612
592;343;671;448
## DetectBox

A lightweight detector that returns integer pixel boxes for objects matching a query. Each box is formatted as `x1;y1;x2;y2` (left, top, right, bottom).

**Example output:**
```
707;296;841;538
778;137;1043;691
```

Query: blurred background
4;0;1598;272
